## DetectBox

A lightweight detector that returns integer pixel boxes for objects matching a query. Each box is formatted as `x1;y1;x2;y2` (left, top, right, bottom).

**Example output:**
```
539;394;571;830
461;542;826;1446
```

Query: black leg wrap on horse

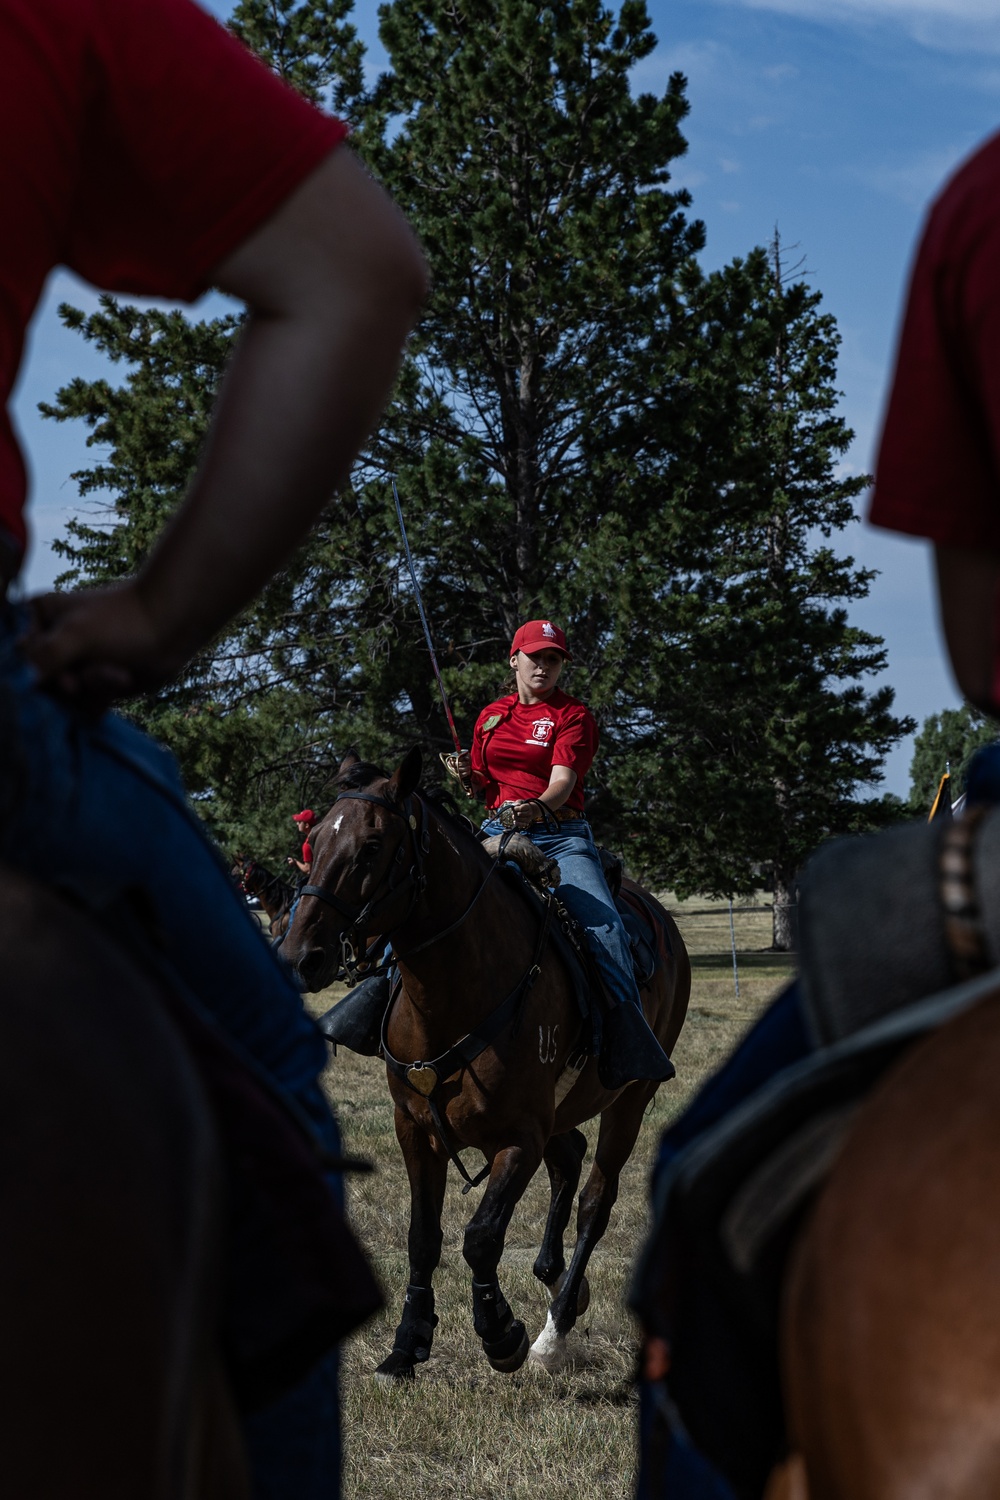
391;1283;438;1364
472;1280;529;1372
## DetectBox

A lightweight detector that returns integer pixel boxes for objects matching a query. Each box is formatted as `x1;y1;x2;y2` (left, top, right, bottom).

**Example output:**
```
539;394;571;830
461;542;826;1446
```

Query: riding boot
598;1002;675;1091
317;973;392;1056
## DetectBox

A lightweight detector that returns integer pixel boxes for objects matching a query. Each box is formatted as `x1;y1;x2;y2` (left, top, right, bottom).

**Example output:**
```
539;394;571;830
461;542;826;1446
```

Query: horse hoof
529;1309;570;1373
485;1319;529;1373
374;1351;417;1381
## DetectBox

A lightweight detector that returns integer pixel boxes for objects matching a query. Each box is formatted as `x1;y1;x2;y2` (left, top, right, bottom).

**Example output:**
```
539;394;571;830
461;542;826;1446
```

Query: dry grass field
305;896;795;1500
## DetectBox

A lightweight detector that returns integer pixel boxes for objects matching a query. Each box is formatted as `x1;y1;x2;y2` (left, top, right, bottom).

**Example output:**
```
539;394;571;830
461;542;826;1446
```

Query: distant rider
458;619;672;1090
288;809;316;878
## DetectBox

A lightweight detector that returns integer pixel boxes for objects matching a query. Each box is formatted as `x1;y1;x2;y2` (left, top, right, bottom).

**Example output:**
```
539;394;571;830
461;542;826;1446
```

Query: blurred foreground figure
632;130;1000;1500
0;1;426;1494
871;128;1000;716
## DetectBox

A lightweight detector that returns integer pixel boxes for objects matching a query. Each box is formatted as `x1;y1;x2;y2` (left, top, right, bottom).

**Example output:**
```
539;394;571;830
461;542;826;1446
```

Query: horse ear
389;745;422;802
338;747;361;776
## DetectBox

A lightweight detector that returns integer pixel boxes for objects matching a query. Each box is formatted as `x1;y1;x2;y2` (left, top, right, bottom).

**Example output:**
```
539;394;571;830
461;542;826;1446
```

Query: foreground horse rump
773;989;1000;1500
0;867;246;1499
284;749;691;1378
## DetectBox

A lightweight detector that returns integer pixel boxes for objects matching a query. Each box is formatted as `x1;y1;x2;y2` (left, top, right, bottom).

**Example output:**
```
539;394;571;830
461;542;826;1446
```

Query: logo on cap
542;622;556;638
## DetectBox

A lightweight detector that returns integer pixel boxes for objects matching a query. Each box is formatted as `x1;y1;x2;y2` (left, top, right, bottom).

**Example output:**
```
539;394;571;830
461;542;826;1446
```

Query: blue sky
12;0;1000;795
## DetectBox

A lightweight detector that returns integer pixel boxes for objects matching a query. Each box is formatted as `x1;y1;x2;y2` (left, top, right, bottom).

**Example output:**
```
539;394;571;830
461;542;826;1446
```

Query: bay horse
765;983;1000;1500
231;854;297;941
281;748;690;1378
0;863;247;1498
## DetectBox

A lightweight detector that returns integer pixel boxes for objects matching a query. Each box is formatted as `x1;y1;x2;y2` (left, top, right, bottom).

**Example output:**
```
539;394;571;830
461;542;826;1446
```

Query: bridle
235;858;292;907
297;787;507;978
301;784;555;1191
296;790;432;971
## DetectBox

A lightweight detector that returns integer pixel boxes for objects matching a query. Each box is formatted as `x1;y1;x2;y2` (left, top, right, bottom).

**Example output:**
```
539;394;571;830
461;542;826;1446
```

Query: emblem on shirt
482;714;502;732
528;716;555;745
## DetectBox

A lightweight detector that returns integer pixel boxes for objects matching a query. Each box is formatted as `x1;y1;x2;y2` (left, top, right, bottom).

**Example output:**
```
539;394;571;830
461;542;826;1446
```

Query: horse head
282;747;424;992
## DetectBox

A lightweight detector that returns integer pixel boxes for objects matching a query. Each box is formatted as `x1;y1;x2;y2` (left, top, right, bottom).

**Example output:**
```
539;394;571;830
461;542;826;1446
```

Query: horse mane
422;784;480;837
332;760;390;791
331;759;480;843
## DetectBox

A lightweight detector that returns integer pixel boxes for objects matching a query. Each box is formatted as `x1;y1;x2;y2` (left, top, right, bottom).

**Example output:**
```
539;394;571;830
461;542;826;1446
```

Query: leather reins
298;789;506;970
296;790;430;965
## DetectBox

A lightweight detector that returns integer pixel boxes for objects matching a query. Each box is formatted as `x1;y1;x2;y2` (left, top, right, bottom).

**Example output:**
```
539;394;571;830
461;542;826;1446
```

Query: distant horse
766;986;1000;1500
0;864;247;1498
231;854;297;942
282;748;690;1379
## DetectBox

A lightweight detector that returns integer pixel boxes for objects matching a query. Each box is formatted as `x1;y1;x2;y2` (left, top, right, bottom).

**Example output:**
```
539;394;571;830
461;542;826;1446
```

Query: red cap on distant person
510;620;571;659
292;809;315;825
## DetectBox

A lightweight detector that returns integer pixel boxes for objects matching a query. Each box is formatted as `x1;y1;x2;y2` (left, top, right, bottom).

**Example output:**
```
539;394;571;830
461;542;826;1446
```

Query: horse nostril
297;947;328;990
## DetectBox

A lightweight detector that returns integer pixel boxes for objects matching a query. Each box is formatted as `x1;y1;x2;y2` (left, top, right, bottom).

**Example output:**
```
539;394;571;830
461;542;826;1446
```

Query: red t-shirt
0;0;348;563
870;130;1000;552
470;689;598;815
301;838;313;865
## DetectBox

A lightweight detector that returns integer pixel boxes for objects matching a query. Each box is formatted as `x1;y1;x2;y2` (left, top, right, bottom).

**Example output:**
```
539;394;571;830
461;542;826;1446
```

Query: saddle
323;836;670;1083
631;808;1000;1500
490;832;667;995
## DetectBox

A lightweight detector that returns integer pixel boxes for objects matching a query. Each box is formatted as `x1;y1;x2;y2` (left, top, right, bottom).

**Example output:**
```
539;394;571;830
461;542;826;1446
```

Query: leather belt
491;802;583;827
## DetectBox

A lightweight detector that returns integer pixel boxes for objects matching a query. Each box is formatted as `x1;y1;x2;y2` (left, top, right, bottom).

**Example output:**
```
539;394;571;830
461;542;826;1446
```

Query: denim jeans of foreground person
0;602;342;1500
480;815;644;1015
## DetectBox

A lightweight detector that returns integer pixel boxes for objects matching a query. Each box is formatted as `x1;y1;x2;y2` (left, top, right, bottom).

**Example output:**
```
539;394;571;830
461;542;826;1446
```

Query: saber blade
391;477;463;757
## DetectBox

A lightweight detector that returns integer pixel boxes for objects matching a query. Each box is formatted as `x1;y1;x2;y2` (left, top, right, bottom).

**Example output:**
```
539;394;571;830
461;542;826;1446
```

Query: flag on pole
928;771;952;822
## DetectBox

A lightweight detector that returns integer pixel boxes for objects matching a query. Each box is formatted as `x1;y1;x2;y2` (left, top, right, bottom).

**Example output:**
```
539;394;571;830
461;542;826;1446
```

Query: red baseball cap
510;620;571;659
292;809;315;825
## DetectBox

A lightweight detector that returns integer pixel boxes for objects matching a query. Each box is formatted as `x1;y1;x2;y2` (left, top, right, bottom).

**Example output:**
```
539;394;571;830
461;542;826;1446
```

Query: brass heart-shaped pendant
406;1064;439;1097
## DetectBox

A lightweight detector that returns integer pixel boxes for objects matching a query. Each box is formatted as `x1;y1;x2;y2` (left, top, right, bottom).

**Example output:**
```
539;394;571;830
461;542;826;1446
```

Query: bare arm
26;146;428;705
933;544;1000;713
512;764;577;827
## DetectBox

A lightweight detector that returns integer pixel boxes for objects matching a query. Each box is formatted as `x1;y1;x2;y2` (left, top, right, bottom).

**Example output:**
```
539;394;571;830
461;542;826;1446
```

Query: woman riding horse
283;747;690;1379
456;618;672;1091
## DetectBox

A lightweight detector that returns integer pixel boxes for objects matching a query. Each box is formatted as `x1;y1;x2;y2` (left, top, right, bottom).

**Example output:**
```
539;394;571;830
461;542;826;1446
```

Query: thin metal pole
391;476;463;756
728;900;741;1000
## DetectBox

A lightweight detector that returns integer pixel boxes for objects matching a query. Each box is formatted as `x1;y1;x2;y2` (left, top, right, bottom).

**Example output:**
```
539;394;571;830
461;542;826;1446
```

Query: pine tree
43;0;708;859
606;237;914;949
39;2;913;907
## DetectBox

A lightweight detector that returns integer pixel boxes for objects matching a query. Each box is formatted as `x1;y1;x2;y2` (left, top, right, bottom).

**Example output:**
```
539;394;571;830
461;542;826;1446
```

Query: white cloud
630;39;727;92
854;142;979;205
731;0;1000;53
762;62;800;80
719;156;741;172
672;167;709;190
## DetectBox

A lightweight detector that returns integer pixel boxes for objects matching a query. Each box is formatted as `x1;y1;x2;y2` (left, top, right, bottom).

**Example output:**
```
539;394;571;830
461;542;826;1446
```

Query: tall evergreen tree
602;237;913;948
40;0;912;909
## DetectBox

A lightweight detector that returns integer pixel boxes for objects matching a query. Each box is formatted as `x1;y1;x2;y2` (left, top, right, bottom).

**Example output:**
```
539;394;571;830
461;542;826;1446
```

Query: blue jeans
0;606;340;1498
481;816;643;1014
